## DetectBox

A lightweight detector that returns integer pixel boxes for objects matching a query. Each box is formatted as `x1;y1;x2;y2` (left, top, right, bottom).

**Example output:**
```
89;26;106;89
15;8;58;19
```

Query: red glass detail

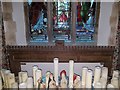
77;4;82;23
59;11;68;22
60;70;67;77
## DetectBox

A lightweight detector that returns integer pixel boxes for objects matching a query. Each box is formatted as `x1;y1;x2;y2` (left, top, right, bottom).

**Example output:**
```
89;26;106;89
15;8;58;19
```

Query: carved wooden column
112;2;120;72
117;2;120;70
0;1;8;69
117;14;120;70
0;1;2;69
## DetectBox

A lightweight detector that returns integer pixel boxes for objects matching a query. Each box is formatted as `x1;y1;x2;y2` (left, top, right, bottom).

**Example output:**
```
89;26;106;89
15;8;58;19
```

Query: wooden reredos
6;45;115;76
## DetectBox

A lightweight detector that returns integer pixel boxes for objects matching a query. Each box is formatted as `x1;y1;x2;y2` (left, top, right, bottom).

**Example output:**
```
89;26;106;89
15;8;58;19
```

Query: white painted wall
12;2;27;45
11;2;116;46
97;2;114;46
21;62;101;76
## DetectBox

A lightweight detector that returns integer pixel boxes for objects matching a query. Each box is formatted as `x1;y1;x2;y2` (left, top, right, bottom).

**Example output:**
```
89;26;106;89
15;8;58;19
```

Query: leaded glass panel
76;1;96;42
52;0;71;42
28;2;48;43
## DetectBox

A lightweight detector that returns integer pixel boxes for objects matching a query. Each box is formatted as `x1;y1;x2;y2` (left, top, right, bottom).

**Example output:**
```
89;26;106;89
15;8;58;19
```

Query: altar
1;56;119;89
0;39;119;89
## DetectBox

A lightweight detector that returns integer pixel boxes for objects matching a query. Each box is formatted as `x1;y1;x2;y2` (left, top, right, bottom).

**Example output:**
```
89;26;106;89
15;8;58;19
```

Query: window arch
24;1;100;45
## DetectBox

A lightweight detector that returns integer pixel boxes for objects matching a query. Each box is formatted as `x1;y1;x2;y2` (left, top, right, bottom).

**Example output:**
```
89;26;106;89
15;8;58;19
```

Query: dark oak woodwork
6;45;115;76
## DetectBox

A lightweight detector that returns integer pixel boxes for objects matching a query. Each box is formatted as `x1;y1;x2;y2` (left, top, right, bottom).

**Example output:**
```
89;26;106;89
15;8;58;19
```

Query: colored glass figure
60;70;68;88
28;2;48;42
76;1;96;42
52;0;71;42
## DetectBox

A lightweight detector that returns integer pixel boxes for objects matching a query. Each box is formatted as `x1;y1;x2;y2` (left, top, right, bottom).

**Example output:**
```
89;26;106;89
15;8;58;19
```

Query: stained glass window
28;2;48;43
76;1;96;42
52;0;71;42
26;1;99;45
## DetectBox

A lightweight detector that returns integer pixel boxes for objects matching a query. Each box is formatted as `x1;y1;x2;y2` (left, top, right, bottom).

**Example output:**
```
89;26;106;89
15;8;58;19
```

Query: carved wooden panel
6;45;115;76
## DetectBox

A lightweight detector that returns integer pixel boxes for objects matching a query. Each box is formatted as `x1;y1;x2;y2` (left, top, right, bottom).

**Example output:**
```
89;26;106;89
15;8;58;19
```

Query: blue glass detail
28;2;48;42
53;0;71;42
76;2;96;42
28;0;32;5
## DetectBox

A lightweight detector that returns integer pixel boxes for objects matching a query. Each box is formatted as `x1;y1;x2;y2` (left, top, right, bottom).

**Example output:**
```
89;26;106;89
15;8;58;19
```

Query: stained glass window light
28;2;48;43
52;0;71;42
76;1;96;42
